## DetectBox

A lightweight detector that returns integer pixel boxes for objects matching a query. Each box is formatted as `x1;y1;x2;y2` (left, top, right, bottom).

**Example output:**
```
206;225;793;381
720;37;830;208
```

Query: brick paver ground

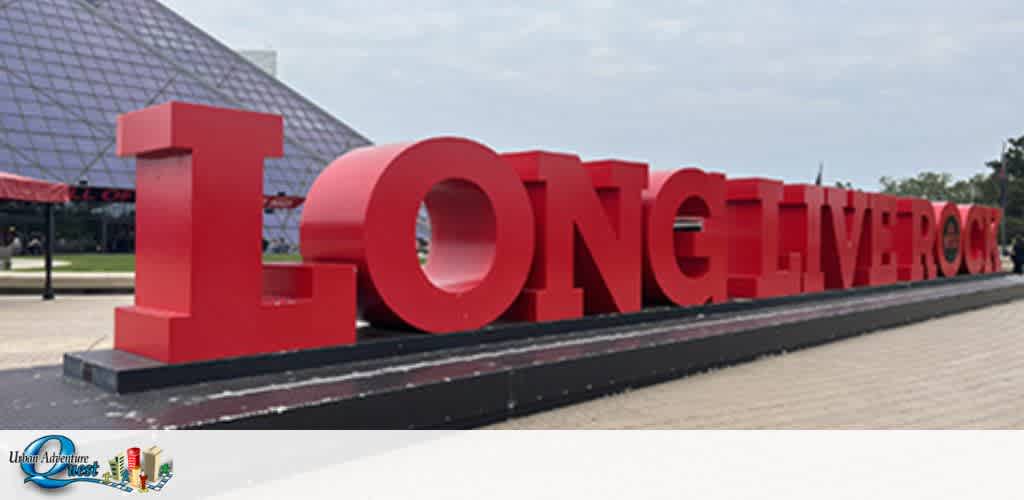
3;294;1023;428
493;299;1024;429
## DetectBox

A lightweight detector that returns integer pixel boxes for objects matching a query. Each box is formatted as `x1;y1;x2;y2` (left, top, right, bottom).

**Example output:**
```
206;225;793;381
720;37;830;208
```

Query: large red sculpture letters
958;204;987;275
725;179;802;298
301;138;535;332
821;188;868;290
780;184;825;293
983;207;1003;273
855;194;899;287
115;102;1005;364
115;103;356;363
642;168;727;306
933;202;964;278
501;153;648;321
894;197;937;282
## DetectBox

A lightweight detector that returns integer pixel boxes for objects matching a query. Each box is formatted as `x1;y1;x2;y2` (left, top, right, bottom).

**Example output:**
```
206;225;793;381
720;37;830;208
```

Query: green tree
878;172;997;205
985;135;1024;243
880;135;1022;242
985;136;1024;216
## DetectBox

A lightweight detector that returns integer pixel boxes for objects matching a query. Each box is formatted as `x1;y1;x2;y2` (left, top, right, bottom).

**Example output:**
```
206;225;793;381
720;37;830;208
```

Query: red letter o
932;202;963;277
301;137;535;332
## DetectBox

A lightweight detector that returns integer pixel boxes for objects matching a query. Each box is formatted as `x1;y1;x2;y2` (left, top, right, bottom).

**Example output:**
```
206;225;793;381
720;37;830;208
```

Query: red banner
69;186;136;203
68;185;304;209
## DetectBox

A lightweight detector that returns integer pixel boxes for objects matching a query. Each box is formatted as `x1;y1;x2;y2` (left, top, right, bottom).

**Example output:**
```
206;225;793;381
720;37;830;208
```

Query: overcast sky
161;0;1023;189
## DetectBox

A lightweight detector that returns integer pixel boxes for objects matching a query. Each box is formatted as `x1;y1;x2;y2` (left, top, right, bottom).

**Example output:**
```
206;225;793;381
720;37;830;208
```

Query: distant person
0;227;15;269
1013;237;1024;275
27;236;42;256
262;237;269;253
8;229;22;256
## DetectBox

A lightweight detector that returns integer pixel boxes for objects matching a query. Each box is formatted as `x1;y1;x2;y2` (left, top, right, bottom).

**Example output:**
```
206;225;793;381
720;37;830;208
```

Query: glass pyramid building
0;0;372;244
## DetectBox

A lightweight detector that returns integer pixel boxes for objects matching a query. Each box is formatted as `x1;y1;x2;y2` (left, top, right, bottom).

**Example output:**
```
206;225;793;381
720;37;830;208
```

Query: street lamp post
1000;142;1009;252
43;202;55;300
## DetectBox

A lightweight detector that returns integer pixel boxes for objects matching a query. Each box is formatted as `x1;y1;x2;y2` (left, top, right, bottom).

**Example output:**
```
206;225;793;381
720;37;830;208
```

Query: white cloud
161;0;1024;188
649;19;693;40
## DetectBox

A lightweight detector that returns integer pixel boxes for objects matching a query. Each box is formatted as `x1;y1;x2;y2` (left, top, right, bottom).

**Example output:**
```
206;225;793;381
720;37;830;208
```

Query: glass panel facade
0;0;371;245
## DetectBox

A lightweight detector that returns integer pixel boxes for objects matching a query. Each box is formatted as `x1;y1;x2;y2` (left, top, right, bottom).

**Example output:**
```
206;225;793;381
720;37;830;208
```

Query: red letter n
502;152;648;321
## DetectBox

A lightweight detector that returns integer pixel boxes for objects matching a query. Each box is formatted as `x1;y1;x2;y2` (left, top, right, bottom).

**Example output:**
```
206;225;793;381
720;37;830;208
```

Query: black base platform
3;274;1022;429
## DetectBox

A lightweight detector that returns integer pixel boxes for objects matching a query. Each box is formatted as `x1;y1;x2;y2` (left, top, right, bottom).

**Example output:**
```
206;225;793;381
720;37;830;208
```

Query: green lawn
262;254;304;263
13;253;301;272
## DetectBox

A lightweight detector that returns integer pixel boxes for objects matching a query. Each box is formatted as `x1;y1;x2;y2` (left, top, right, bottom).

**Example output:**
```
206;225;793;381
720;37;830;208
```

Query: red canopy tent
1;171;71;299
0;172;70;203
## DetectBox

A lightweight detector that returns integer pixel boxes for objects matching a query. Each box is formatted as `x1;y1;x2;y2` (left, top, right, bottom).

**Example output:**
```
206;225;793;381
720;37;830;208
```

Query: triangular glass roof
0;0;372;244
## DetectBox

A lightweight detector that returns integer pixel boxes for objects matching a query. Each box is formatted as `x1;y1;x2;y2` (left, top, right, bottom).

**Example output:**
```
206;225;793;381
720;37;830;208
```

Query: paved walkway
0;271;133;291
494;299;1024;429
0;295;126;369
7;257;70;270
3;294;1023;428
